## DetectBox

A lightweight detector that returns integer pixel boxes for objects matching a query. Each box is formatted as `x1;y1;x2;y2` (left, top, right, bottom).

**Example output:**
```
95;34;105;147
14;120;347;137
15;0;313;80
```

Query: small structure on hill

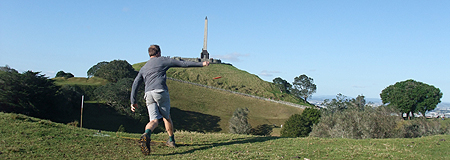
172;16;222;64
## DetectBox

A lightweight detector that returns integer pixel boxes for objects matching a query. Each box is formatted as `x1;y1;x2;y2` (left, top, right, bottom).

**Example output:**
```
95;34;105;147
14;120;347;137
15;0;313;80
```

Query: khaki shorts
144;89;171;121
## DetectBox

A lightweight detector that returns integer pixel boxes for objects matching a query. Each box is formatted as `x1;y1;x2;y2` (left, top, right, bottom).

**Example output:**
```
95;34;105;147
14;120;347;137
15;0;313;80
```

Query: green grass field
1;112;449;159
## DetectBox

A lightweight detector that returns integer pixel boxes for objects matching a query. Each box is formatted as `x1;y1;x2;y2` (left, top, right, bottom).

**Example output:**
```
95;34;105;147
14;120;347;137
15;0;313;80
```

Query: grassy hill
133;62;310;106
1;112;449;159
53;77;109;86
51;67;305;135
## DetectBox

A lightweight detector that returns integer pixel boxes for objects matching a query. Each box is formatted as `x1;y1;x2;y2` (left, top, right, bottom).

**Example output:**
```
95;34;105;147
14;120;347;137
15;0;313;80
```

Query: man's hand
131;104;138;112
203;61;210;66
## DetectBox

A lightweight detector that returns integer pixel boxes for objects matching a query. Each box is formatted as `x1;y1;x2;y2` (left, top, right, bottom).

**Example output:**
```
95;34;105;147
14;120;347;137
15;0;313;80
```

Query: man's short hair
148;45;161;56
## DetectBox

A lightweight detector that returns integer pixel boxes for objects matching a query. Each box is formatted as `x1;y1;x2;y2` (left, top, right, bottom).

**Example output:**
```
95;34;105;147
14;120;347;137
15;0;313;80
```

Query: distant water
310;95;450;109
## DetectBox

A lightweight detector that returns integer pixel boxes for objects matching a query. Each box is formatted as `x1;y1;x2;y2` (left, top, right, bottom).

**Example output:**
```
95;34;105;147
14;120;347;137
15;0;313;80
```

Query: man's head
148;45;161;57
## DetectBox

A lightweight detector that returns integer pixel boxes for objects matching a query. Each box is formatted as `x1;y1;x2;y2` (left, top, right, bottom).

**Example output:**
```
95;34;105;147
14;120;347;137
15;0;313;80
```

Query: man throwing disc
130;44;209;155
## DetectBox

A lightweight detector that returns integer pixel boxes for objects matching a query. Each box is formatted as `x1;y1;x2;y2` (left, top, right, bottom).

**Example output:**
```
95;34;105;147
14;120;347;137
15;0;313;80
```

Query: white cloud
213;52;249;62
259;70;281;77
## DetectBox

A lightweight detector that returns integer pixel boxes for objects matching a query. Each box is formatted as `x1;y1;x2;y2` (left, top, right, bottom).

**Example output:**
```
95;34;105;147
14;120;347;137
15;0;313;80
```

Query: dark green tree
94;60;137;82
301;107;321;125
87;61;109;78
280;107;321;137
272;77;292;93
55;71;74;78
0;69;59;118
291;74;317;101
280;114;309;137
94;78;147;122
380;79;442;119
229;107;252;134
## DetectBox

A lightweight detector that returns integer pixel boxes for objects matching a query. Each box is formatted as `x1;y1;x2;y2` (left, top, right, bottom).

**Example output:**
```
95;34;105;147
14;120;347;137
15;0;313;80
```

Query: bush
249;124;273;136
281;114;311;137
280;107;320;138
94;60;137;82
395;118;443;138
310;106;402;139
310;105;448;139
55;71;74;78
229;108;252;134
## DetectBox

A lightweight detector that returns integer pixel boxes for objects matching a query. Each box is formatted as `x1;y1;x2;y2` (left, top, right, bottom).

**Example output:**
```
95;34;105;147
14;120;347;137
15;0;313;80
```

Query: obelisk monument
201;16;209;59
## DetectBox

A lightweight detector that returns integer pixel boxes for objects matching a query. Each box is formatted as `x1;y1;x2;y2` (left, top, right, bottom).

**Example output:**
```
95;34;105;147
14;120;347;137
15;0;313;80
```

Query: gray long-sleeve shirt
130;56;203;104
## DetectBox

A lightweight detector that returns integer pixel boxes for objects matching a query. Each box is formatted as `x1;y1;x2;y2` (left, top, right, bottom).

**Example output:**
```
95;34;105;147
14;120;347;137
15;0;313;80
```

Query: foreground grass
1;112;449;159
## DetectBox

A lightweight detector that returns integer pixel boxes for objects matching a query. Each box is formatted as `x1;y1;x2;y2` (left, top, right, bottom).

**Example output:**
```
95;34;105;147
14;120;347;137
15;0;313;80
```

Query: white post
80;95;84;128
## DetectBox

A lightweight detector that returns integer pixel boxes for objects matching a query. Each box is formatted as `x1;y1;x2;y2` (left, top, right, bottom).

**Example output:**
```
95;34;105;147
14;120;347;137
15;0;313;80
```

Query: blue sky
1;0;449;103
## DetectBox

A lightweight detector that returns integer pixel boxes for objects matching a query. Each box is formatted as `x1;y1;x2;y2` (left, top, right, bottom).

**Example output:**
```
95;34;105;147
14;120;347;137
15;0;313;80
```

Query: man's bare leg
163;116;176;147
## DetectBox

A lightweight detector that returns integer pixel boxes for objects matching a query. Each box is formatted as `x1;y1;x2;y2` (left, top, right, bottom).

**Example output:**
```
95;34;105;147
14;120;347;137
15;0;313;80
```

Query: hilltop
133;62;310;106
1;112;449;159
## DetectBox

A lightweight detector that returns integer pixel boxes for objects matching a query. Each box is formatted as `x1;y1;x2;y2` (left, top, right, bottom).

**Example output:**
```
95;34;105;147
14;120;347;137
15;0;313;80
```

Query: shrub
249;124;273;136
229;108;252;134
310;105;448;139
310;106;402;139
280;107;321;138
395;118;443;138
281;114;310;137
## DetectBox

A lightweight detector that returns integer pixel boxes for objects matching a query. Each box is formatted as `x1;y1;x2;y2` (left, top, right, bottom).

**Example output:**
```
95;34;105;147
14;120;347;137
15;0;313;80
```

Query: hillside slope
133;62;309;106
166;79;304;133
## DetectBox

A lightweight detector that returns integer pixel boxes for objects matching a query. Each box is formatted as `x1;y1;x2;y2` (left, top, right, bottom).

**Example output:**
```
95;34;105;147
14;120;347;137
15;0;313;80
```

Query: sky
1;0;449;103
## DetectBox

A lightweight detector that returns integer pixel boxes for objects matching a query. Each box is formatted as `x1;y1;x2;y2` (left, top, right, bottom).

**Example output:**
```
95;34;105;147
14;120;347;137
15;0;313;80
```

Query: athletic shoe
139;133;151;155
166;140;177;148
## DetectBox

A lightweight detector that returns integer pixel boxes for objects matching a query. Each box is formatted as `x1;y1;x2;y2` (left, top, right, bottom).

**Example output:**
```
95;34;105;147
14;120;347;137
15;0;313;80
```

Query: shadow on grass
171;107;222;133
78;103;221;134
153;136;281;156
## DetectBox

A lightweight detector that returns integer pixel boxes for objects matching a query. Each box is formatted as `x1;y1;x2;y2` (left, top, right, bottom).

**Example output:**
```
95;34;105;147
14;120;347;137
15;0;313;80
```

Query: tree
352;95;366;110
291;74;316;101
94;78;148;122
55;71;74;78
0;69;59;118
380;79;442;119
87;61;109;78
280;107;321;137
321;93;351;111
281;114;309;137
229;107;252;134
272;77;292;93
301;107;321;125
94;60;137;82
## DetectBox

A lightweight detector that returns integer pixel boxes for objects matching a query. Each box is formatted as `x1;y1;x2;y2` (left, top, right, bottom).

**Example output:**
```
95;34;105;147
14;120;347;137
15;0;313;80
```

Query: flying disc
213;76;222;79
